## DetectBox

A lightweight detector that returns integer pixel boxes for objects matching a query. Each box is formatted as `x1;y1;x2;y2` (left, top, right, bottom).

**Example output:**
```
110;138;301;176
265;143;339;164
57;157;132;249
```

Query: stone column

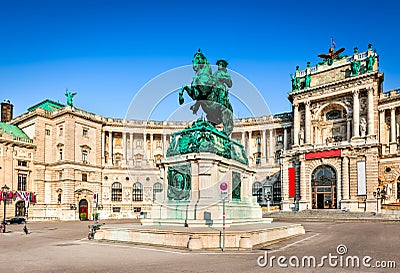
298;159;308;210
241;131;245;146
163;134;167;157
352;90;360;138
342;156;349;200
280;158;290;211
269;129;274;164
391;107;396;143
305;101;311;144
261;130;267;164
283;127;288;151
130;133;133;163
143;133;147;161
347;119;352;142
150;133;154;161
390;107;397;154
367;87;375;136
122;132;127;164
379;109;385;144
101;131;105;165
108;131;113;166
293;103;299;146
248;131;252;163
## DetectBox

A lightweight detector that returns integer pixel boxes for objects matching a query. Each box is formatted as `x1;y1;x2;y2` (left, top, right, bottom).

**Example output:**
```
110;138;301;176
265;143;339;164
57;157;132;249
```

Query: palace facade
1;44;400;221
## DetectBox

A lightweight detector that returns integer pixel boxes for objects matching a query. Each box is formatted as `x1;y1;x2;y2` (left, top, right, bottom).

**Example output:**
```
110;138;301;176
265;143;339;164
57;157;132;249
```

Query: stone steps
264;209;400;220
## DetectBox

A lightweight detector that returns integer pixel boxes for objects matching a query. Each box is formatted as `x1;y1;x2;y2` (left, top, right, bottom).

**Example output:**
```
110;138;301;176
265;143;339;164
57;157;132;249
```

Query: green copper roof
28;99;65;112
0;122;31;142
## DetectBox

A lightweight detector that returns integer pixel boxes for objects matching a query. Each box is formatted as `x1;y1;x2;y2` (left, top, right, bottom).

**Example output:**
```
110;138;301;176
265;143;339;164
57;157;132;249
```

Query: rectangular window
82;150;88;162
136;140;142;147
82;128;88;136
277;135;283;143
136;159;142;167
112;207;121;213
59;126;63;136
18;174;27;191
59;149;63;160
82;173;88;181
45;129;50;136
59;172;63;180
18;160;28;167
133;207;141;212
115;157;121;166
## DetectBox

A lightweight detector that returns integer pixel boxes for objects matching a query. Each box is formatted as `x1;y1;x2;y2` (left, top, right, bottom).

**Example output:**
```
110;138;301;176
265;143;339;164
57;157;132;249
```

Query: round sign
220;182;228;191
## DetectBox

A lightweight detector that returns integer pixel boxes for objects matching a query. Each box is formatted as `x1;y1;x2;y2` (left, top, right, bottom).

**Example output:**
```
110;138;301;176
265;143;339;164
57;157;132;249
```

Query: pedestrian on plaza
23;222;28;235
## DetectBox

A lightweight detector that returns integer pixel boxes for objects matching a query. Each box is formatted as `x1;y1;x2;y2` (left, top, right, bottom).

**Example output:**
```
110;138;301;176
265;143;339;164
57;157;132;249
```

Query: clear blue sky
1;0;400;119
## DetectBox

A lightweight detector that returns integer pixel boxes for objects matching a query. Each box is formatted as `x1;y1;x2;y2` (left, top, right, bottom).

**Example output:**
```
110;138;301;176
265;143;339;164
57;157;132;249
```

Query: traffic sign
220;182;228;191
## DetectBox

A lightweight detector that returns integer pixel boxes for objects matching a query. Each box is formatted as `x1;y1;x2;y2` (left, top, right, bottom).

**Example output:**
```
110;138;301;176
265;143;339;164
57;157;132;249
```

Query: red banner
288;167;296;197
304;149;341;160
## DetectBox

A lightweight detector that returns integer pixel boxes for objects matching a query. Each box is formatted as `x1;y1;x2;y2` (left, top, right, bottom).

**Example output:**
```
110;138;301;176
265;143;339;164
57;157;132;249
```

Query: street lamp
261;176;273;212
1;184;10;233
373;186;386;214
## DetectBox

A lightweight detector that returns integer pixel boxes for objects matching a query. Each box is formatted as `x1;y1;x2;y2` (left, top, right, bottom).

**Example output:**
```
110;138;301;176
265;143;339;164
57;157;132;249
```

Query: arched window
153;182;163;201
312;165;336;181
111;182;122;201
273;182;282;203
252;182;263;202
326;110;342;120
132;182;143;201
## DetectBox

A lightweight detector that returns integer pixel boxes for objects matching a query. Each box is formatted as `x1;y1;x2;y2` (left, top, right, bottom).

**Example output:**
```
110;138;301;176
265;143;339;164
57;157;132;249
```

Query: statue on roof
318;47;345;66
318;39;345;66
290;66;301;91
65;89;77;107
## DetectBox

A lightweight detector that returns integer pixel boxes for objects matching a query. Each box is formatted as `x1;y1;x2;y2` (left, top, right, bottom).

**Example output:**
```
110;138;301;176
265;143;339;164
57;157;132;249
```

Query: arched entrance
15;201;26;217
79;199;89;220
311;165;337;209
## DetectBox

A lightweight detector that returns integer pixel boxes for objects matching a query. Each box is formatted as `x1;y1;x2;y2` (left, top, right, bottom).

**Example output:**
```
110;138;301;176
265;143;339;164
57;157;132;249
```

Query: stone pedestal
144;119;266;227
146;152;264;227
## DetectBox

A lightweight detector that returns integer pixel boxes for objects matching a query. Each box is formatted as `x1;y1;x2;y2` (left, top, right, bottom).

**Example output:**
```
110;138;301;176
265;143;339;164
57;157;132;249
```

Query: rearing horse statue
178;50;234;135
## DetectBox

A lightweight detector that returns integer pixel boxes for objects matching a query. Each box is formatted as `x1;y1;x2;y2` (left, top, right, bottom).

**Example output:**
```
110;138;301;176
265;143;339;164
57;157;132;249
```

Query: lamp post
261;176;273;212
265;185;272;212
2;184;10;233
373;187;384;214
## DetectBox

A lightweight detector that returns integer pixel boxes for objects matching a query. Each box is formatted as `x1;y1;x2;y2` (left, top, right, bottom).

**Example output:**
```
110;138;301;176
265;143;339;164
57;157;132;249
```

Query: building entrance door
312;165;337;209
15;201;26;216
317;194;324;209
79;199;88;220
